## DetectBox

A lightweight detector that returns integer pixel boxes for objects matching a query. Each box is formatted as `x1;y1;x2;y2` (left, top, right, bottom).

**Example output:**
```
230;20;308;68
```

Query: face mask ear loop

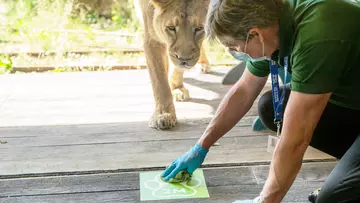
262;41;265;58
257;32;265;58
244;32;250;53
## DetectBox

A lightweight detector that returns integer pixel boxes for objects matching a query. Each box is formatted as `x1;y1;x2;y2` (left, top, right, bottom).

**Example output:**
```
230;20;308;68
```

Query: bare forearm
260;134;307;203
198;85;254;149
260;92;331;203
198;69;267;149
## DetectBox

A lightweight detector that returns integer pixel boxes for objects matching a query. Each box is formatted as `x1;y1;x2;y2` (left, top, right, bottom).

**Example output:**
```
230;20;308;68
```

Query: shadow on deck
0;67;336;202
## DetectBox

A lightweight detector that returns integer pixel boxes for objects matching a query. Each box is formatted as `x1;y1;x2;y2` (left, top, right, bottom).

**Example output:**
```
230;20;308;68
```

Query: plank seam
0;159;337;180
0;134;265;148
0;183;263;198
0;189;138;198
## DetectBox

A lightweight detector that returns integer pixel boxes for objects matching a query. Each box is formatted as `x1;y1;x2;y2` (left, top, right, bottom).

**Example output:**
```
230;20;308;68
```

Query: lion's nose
175;54;194;62
175;54;194;66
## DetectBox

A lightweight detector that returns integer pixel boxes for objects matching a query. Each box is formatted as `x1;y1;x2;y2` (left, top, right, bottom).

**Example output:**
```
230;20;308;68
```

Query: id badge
267;135;280;154
267;122;281;154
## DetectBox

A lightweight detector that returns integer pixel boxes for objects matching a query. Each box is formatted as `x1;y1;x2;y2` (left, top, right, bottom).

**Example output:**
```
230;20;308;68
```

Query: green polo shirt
247;0;360;110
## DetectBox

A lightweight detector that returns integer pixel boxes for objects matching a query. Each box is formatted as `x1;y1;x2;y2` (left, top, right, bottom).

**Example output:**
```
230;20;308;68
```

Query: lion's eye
195;27;204;33
167;26;176;32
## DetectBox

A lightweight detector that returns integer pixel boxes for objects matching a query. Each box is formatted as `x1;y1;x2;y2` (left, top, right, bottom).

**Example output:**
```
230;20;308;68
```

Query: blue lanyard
270;56;288;124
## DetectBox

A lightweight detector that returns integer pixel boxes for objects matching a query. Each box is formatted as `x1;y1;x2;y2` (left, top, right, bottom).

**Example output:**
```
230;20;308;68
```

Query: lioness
134;0;211;130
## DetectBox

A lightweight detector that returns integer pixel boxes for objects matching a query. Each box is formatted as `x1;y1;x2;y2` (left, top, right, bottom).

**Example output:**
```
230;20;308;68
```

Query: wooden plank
0;120;269;148
0;67;266;127
252;162;337;184
0;67;246;91
0;163;335;196
0;116;258;138
0;163;334;202
1;184;322;203
0;98;259;127
0;166;255;197
0;135;335;176
0;96;259;126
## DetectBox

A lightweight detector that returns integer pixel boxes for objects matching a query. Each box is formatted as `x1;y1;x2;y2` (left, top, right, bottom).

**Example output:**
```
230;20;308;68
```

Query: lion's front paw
149;112;177;130
172;87;190;102
195;63;211;74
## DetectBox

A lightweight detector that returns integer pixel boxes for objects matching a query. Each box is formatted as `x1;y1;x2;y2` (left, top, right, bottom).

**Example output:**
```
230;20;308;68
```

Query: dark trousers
258;85;360;203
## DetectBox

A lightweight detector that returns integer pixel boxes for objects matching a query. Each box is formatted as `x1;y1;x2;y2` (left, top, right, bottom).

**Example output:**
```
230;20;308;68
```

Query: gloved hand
161;143;208;182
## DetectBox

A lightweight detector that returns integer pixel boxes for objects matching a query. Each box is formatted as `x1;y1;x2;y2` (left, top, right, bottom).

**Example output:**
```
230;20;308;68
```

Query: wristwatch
253;196;265;203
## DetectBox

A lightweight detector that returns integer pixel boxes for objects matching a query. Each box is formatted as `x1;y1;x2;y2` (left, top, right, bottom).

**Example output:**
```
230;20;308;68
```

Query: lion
134;0;211;130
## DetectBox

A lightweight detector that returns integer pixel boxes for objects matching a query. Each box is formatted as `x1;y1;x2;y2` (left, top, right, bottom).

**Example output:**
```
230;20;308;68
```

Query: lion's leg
169;63;190;102
168;42;210;101
195;42;211;74
144;38;177;130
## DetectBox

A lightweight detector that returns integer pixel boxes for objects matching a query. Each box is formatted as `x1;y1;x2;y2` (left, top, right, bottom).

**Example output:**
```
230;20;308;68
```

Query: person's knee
258;90;277;132
257;85;290;132
316;137;360;203
314;187;332;203
316;188;360;203
258;90;273;115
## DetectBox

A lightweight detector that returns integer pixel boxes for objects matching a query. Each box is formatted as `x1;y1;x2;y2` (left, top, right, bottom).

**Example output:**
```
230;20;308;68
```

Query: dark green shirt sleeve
290;41;353;94
246;60;270;77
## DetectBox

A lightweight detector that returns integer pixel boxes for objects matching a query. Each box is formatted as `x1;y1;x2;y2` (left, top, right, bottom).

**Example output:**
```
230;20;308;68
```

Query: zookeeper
161;0;360;202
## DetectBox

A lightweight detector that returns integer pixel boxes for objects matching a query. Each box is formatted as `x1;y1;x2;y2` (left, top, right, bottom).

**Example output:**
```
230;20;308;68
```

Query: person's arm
198;68;268;149
260;91;331;203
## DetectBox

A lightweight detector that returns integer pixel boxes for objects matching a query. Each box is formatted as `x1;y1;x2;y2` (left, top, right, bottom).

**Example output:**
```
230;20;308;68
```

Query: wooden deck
0;66;337;202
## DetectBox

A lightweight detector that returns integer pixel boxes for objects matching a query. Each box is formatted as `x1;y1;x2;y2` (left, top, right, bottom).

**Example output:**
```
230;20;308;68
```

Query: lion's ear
150;0;170;9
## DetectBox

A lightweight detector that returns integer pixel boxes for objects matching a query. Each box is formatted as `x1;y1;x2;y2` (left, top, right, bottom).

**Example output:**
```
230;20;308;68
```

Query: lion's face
151;0;209;69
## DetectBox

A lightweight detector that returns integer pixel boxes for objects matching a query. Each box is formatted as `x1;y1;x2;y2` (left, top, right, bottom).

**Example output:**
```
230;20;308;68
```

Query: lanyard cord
269;56;288;135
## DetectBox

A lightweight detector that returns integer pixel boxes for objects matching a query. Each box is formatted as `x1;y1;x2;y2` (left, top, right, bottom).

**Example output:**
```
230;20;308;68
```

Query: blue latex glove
161;143;208;181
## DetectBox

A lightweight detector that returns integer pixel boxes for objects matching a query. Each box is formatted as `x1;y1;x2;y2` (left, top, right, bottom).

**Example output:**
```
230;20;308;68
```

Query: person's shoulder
294;0;360;12
293;0;360;49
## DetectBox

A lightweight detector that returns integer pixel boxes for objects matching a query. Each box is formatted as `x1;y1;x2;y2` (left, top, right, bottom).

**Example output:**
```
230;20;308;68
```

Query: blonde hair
206;0;284;41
